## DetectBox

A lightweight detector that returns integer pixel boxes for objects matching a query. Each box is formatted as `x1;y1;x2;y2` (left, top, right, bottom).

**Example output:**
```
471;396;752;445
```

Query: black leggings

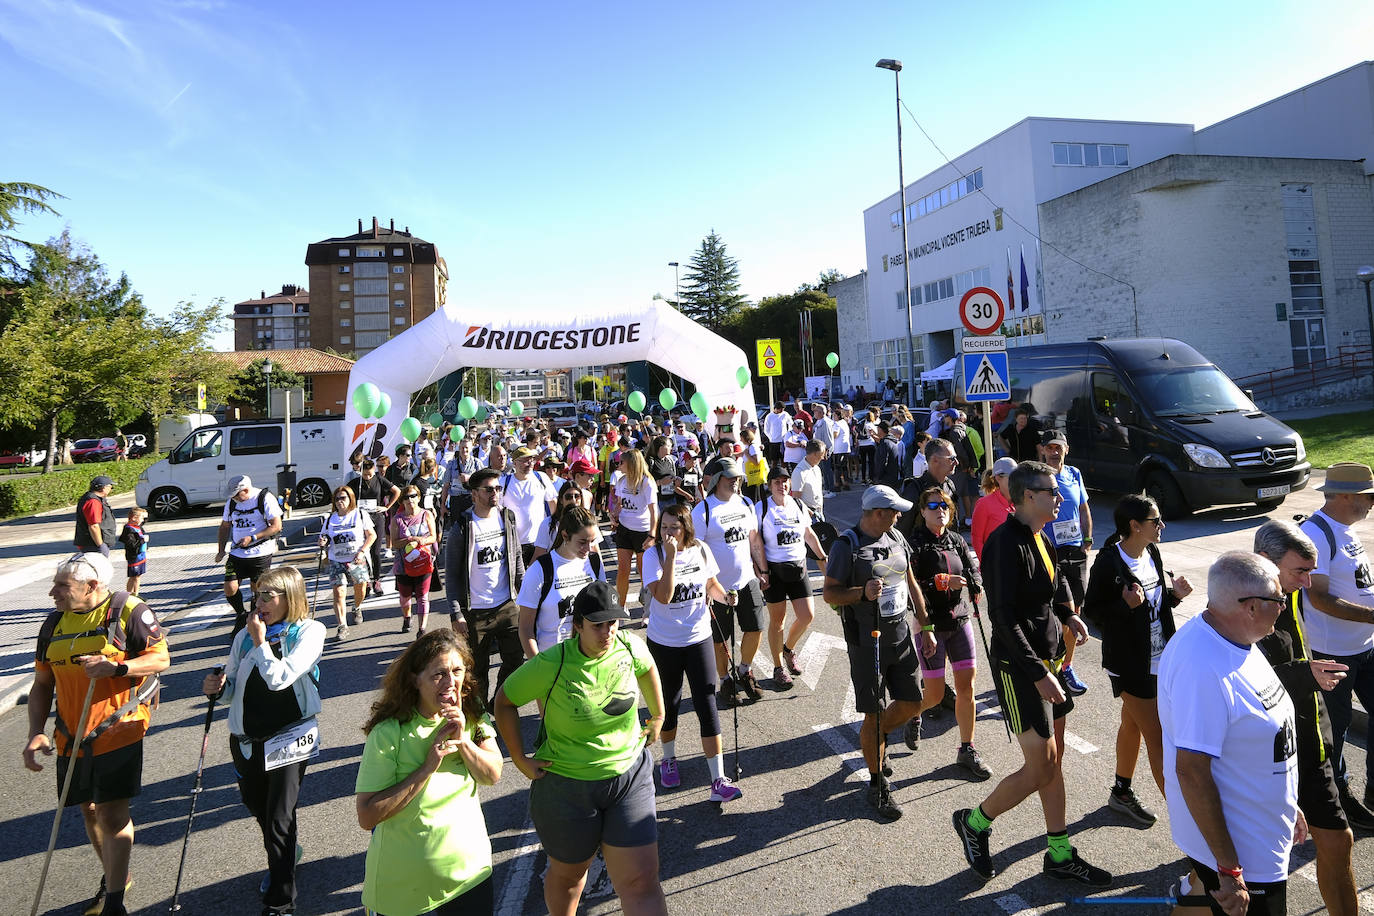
647;636;721;738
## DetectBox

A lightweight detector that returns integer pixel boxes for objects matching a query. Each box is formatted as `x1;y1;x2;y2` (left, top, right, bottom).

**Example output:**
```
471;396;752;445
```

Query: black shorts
530;747;658;864
1187;858;1287;916
993;661;1073;739
613;525;651;553
1108;671;1157;700
1056;545;1088;608
763;560;811;603
841;611;923;714
709;580;765;640
224;553;272;584
56;741;143;807
1297;748;1347;832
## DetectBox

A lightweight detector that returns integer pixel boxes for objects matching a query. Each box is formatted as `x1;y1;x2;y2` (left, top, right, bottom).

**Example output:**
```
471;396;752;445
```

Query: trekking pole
1069;893;1213;907
871;614;885;774
970;597;1013;744
169;669;222;913
32;676;97;916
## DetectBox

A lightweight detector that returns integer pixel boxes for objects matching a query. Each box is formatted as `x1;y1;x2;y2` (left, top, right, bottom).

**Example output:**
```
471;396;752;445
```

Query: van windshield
1133;366;1257;416
542;405;577;418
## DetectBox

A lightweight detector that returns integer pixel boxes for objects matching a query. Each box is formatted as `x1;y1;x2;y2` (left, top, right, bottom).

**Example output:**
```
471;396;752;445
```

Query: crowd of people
22;399;1374;916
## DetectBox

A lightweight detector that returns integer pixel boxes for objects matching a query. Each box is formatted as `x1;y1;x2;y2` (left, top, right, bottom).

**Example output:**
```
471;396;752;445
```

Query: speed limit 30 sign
959;286;1005;336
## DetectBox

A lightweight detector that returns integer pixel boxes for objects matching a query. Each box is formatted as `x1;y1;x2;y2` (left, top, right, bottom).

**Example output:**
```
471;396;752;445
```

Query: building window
1052;142;1129;167
338;265;350;274
355;278;387;295
392;248;403;256
891;169;983;228
394;317;406;326
354;296;387;313
354;262;386;278
337;247;350;257
339;283;350;292
302;377;313;401
355;313;389;331
393;299;406;308
356;245;383;257
355;331;389;348
392;265;405;274
340;335;351;345
339;300;351;310
393;282;405;291
1283;184;1326;366
340;318;351;327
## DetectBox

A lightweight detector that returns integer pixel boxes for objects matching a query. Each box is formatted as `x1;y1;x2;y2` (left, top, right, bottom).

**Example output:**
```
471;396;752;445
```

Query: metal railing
1232;344;1372;402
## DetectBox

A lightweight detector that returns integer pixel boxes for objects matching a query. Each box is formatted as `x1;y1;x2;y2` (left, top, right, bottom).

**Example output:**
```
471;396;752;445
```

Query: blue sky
2;0;1371;350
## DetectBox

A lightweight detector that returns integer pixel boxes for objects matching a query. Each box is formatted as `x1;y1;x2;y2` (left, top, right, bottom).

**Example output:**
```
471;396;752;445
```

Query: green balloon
450;425;465;442
495;380;505;392
374;391;392;419
475;406;489;421
627;391;646;413
826;351;839;369
427;412;443;427
458;396;477;419
510;400;524;417
352;382;380;416
399;417;422;442
690;391;709;419
659;388;677;411
735;366;750;389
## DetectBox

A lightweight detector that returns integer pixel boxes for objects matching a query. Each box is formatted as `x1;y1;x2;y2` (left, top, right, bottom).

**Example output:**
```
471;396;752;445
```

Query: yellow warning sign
756;338;782;377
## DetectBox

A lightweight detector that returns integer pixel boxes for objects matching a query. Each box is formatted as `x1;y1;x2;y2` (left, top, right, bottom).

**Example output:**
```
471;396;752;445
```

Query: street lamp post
1358;265;1374;409
876;58;917;409
262;358;273;419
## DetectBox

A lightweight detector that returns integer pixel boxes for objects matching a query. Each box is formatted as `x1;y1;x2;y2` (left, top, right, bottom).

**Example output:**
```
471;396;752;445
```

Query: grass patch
0;456;158;520
1287;410;1374;471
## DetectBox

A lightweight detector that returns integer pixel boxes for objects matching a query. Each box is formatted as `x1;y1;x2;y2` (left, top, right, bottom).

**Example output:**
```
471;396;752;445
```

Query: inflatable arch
343;302;757;464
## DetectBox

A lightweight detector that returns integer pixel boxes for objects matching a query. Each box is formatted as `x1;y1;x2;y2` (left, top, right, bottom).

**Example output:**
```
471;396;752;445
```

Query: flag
1005;248;1016;313
1019;245;1031;313
1035;238;1047;316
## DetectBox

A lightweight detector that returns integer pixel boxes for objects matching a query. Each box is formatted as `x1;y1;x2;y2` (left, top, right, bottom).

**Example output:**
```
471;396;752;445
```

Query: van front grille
1230;444;1297;469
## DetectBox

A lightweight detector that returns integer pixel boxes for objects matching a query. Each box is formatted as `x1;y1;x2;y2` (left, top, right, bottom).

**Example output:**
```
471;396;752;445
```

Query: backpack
1299;512;1338;560
701;493;753;529
534;550;605;610
399;513;436;577
228;487;274;519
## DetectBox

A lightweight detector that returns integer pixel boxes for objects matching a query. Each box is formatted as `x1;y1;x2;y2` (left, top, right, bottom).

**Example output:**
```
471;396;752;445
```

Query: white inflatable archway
343;302;756;463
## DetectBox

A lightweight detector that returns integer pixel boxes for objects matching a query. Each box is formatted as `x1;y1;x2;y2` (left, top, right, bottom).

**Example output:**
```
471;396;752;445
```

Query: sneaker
83;875;133;916
1043;847;1112;886
773;665;794;690
902;716;921;750
401;617;411;633
718;674;738;709
739;670;762;703
262;907;295;916
658;757;680;789
1062;665;1088;696
782;645;803;676
1338;784;1374;831
881;757;893;778
709;776;743;802
952;808;995;881
371;581;384;597
349;608;364;626
335;625;350;641
867;779;902;820
1108;787;1158;827
957;745;992;781
941;687;957;711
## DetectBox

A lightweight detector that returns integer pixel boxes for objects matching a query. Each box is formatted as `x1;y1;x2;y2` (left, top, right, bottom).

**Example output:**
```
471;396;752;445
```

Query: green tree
229;357;305;415
133;301;235;451
0;181;62;278
717;289;838;400
797;269;844;294
576;374;606;400
679;230;748;329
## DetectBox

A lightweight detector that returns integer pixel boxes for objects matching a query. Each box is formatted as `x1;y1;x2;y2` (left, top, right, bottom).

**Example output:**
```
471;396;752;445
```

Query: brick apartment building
231;284;311;351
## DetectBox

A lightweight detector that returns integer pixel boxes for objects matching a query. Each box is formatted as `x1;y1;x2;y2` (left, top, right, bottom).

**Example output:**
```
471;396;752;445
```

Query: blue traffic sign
962;350;1010;402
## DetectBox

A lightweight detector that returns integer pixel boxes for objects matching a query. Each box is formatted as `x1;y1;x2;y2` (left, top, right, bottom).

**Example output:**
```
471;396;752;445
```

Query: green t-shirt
356;711;496;916
501;632;652;781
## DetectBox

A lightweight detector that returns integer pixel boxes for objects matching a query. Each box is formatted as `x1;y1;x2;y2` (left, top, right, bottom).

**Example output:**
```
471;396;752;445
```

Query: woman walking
318;486;376;641
390;485;439;636
519;507;606;655
970;457;1017;558
202;567;324;916
355;630;503;915
756;467;826;689
611;449;657;610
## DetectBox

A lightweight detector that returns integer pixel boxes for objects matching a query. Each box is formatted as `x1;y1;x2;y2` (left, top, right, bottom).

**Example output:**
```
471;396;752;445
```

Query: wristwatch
113;663;130;678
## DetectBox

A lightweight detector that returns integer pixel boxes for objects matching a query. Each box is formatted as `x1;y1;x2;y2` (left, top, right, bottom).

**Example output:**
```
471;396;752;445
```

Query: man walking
790;440;827;523
501;446;558;566
823;485;936;822
952;460;1108;886
871;421;901;488
1037;430;1092;697
75;476;117;557
348;459;399;599
214;475;283;635
1159;551;1304;916
898;438;960;544
811;403;837;495
1300;461;1374;829
25;552;169;916
762;402;791;466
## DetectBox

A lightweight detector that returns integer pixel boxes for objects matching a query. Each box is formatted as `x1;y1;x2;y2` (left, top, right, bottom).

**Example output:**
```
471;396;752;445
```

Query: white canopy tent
920;356;957;383
344;302;755;463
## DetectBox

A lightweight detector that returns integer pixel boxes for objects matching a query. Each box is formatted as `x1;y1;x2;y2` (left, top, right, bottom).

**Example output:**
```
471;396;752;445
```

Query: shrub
0;456;159;519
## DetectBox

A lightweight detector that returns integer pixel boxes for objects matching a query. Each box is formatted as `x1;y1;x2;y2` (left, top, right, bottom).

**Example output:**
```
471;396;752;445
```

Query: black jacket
873;437;901;487
1083;539;1181;683
1256;590;1334;769
909;525;981;628
983;514;1072;681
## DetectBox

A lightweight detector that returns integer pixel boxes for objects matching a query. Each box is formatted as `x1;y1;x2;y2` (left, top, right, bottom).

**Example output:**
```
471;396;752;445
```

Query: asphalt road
1;480;1371;916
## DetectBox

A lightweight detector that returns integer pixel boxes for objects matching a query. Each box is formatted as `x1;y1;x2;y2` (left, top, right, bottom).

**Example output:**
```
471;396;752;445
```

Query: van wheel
1144;471;1188;520
149;487;187;519
295;478;329;509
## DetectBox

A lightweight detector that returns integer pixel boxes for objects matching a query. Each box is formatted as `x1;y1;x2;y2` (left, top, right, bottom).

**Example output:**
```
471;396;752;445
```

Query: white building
852;61;1374;399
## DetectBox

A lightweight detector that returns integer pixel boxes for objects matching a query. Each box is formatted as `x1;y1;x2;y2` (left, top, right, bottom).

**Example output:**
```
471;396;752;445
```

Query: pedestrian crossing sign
962;351;1010;401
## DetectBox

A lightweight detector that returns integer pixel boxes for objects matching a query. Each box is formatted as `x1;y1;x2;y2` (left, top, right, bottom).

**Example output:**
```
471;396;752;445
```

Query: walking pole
169;670;222;913
871;611;886;775
32;676;98;916
970;598;1013;744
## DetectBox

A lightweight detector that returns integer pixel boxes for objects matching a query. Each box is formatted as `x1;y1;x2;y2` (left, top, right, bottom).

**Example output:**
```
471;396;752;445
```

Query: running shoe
1108;787;1157;827
349;607;364;626
881;757;893;778
957;745;992;781
867;778;902;820
773;665;794;690
658;757;680;789
1043;848;1112;886
1062;665;1089;696
739;670;762;703
709;777;743;803
903;716;921;750
782;645;803;676
401;617;411;633
335;625;350;641
952;808;995;881
718;674;738;709
83;875;134;916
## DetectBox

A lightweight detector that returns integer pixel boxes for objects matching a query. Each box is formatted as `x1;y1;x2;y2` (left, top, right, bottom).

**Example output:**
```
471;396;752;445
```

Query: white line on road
995;892;1046;915
795;632;850;691
495;819;543;916
810;723;867;778
1061;731;1099;755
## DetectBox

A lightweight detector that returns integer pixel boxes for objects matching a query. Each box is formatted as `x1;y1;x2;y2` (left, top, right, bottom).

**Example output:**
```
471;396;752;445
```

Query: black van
961;338;1310;517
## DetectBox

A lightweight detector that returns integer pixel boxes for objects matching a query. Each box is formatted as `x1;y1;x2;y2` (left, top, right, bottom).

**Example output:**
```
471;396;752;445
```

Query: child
119;507;150;594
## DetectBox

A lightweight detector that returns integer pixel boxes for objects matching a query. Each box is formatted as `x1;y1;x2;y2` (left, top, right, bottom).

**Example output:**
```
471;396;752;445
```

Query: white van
538;401;580;430
137;417;348;518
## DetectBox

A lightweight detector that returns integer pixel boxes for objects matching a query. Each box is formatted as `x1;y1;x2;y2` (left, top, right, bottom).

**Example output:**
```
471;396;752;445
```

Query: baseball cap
992;457;1018;477
1041;429;1067;447
512;446;539;460
566;457;598;477
704;456;745;492
572;580;632;623
767;465;791;482
227;474;253;495
90;475;114;490
862;484;913;512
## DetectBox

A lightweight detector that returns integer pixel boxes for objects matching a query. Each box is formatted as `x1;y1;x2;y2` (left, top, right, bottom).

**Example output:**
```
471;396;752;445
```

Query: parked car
71;437;118;462
0;451;31;468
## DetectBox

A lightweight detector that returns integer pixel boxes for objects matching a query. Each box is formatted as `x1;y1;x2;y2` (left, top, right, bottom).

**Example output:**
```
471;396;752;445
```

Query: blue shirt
1043;464;1088;548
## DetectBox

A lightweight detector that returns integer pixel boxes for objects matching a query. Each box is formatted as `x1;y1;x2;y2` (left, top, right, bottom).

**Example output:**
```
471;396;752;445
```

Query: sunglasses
334;496;351;503
1241;594;1286;610
474;485;503;494
1143;516;1164;526
1025;486;1060;495
924;501;948;511
402;492;420;499
258;590;283;600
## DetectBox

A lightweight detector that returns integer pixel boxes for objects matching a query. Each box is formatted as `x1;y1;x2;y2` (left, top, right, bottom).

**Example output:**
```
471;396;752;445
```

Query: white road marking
810;723;867;778
1294;859;1374;911
1061;731;1099;755
995;892;1046;915
795;632;850;691
495;818;543;916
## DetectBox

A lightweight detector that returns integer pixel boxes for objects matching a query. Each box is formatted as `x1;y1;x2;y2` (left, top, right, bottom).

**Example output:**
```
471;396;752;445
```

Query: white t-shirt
501;471;557;544
860;420;880;447
613;475;656;533
1158;614;1299;883
642;543;719;647
692;494;758;591
911;451;928;479
1116;545;1165;675
1301;509;1374;656
322;508;374;563
516;551;603;650
532;514;603;551
222;489;283;559
783;430;808;465
791;461;824;512
762;410;790;444
468;512;510;609
758;496;812;565
832;419;852;455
